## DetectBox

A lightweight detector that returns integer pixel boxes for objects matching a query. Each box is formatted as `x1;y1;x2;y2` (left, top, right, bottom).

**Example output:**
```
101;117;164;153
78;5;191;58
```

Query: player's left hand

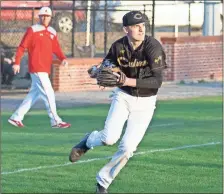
113;72;128;86
61;59;68;67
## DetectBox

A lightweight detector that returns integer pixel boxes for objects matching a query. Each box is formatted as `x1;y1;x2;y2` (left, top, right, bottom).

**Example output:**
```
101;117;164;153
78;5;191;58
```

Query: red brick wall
161;36;222;81
52;58;112;92
52;36;222;92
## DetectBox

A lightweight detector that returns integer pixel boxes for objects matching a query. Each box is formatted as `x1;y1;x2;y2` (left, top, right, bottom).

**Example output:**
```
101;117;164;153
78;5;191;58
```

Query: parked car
1;0;100;33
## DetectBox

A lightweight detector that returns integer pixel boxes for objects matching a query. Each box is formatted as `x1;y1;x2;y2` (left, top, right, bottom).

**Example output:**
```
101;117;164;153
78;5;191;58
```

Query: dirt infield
1;82;222;112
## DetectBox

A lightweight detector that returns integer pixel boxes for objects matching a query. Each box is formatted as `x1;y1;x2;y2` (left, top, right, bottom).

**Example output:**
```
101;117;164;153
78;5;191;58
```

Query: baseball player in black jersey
69;11;167;193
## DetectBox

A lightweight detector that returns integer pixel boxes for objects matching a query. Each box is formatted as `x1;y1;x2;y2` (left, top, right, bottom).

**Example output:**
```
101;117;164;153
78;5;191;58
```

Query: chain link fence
49;2;153;57
0;1;154;59
1;1;221;59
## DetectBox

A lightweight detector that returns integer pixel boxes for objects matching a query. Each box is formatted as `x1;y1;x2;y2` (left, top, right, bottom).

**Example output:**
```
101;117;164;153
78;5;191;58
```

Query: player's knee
102;139;117;146
101;130;120;146
102;136;119;146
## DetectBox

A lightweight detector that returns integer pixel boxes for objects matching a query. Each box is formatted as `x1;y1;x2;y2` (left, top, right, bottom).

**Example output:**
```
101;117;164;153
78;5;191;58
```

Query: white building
104;0;222;33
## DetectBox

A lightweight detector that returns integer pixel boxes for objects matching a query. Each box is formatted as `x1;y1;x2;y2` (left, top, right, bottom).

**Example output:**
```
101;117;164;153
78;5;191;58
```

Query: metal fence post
104;0;108;56
92;4;96;46
152;0;155;37
32;8;34;25
188;2;191;36
50;0;53;9
72;0;76;57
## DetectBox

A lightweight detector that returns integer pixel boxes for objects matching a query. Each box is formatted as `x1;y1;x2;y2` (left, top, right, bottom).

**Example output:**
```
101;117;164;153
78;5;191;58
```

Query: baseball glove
96;60;126;87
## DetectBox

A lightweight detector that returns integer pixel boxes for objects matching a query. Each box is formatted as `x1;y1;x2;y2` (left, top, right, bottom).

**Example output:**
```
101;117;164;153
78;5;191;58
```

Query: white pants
86;88;157;189
10;72;62;126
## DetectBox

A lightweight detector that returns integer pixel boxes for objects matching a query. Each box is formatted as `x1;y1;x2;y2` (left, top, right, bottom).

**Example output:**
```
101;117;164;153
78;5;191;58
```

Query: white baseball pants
86;88;157;189
10;72;62;126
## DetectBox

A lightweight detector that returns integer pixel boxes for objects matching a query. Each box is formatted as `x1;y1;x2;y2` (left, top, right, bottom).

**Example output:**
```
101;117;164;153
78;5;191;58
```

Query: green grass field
1;96;223;193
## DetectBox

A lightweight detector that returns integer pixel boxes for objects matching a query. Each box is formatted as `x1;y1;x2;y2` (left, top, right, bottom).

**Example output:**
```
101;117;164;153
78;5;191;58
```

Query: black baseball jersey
104;35;167;97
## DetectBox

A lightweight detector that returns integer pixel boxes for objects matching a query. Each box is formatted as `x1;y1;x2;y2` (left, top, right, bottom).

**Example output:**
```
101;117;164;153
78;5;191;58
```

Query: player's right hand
12;64;20;74
61;59;68;67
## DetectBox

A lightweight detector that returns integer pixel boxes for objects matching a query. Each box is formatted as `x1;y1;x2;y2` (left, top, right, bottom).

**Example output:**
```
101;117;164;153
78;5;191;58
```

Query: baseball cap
38;7;52;16
123;11;146;26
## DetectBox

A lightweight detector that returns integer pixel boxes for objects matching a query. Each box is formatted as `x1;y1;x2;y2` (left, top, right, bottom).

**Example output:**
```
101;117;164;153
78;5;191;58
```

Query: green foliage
198;79;206;83
179;80;185;84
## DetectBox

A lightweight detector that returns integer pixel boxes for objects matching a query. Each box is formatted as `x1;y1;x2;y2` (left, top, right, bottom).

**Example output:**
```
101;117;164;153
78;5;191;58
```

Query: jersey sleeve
102;43;119;66
52;35;66;61
15;27;33;65
136;39;167;89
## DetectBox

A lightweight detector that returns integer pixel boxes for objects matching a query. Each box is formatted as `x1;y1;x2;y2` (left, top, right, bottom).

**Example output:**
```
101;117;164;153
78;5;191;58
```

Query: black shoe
96;183;108;194
69;133;90;162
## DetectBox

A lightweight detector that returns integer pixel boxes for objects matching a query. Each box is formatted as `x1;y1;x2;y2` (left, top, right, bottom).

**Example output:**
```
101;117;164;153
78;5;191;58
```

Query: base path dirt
1;82;222;112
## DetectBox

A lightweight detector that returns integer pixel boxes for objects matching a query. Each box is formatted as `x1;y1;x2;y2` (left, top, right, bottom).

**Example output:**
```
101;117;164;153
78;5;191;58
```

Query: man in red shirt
8;7;71;128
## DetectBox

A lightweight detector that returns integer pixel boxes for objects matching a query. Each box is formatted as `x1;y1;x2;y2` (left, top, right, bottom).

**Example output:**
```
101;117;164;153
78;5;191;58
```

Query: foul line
1;141;221;175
